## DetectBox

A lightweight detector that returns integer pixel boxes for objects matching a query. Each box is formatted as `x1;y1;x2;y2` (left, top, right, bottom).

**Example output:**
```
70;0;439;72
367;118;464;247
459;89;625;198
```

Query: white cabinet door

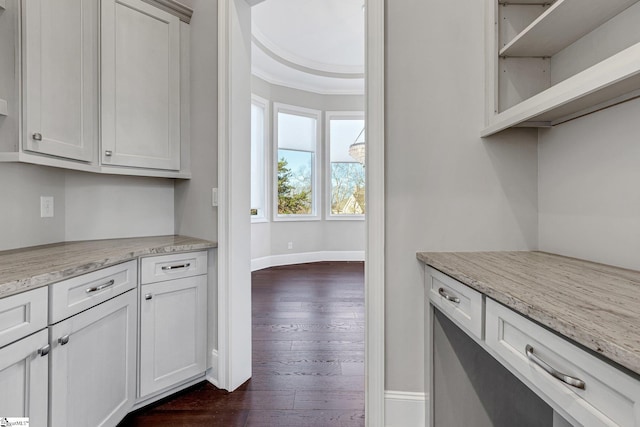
49;290;137;427
0;329;49;426
101;0;180;170
23;0;97;162
139;275;206;397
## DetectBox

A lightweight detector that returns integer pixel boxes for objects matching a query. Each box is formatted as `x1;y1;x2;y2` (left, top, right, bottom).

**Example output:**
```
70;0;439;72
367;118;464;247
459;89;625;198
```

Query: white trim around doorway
217;0;385;425
365;0;385;425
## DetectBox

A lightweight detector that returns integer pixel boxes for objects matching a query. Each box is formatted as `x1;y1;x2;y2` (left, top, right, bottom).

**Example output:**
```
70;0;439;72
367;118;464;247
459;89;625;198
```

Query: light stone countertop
417;251;640;377
0;235;217;299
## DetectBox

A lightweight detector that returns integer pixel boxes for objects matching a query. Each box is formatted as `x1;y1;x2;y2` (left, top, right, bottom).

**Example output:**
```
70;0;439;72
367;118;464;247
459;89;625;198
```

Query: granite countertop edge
416;251;640;378
0;236;217;300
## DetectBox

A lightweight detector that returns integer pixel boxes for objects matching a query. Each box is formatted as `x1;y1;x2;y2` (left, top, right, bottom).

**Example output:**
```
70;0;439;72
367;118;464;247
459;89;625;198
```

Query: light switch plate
212;188;218;207
40;196;54;218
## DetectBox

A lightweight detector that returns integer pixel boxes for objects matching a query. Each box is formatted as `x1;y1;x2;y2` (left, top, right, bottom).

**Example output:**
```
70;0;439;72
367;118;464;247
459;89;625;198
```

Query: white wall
251;222;271;259
250;77;365;263
538;98;640;271
269;220;365;255
174;0;218;243
0;163;66;250
0;164;176;250
385;0;539;393
64;171;175;241
172;0;219;367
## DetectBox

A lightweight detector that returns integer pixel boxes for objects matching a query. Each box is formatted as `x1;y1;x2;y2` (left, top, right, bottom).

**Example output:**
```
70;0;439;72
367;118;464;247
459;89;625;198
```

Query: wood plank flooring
119;261;365;426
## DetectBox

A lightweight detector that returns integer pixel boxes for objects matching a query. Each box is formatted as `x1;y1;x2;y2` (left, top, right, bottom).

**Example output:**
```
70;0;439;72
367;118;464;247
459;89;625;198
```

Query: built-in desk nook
418;251;640;427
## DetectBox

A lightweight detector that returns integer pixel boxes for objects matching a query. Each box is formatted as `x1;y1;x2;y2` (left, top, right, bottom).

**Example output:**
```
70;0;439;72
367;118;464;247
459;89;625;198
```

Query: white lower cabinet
0;249;209;426
139;275;207;397
49;290;137;427
0;329;49;426
486;298;640;427
426;267;640;427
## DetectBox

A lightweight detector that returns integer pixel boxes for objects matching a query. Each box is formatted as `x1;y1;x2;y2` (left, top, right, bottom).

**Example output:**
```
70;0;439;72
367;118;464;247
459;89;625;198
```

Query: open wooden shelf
0;98;7;116
500;0;638;57
483;41;640;136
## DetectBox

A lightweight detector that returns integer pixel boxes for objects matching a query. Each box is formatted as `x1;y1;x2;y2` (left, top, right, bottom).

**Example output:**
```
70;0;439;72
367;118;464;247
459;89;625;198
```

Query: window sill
326;215;365;221
273;215;321;222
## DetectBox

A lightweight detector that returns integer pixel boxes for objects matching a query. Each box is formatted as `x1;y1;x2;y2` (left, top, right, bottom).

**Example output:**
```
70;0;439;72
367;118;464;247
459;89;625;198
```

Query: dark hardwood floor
120;261;365;426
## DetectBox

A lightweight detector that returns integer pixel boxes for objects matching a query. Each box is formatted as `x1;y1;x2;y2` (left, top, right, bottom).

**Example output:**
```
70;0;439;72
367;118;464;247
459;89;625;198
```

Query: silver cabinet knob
32;133;42;141
105;150;113;157
145;294;153;300
38;344;51;357
58;335;70;346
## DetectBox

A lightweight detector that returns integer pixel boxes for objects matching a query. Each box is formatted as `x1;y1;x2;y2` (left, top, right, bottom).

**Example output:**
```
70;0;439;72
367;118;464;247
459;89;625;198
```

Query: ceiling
251;0;365;95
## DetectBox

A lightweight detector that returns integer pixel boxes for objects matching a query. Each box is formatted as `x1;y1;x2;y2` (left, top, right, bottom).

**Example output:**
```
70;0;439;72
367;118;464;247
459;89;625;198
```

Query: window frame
250;95;270;223
325;111;366;221
273;103;322;222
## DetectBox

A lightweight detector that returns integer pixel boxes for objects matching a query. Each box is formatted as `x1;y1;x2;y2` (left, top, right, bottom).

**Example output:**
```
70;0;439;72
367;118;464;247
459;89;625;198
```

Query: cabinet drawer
486;299;640;427
0;287;48;349
49;260;137;324
140;252;207;285
426;266;483;340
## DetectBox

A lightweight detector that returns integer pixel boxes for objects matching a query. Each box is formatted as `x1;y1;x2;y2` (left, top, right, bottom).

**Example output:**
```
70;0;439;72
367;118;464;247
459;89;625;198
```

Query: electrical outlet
40;196;54;218
287;242;293;250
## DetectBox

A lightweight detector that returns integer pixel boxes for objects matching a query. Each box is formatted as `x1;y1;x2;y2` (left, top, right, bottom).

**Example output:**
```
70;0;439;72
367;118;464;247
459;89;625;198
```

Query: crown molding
252;26;364;75
140;0;193;23
251;68;364;96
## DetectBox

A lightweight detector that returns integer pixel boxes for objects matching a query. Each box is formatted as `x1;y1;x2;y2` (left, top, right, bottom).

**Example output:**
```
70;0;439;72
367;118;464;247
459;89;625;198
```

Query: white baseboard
251;250;365;271
206;349;220;388
132;375;205;411
385;390;427;427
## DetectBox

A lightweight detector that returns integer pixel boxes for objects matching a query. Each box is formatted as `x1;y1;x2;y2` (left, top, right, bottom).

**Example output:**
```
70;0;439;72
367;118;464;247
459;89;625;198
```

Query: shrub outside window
274;104;320;220
327;113;365;218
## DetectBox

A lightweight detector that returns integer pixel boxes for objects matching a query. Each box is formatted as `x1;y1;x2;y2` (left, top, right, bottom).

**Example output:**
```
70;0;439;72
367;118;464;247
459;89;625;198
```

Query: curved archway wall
250;76;365;270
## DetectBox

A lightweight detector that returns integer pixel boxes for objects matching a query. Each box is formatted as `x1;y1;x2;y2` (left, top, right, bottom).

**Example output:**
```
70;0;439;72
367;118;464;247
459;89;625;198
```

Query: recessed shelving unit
484;0;640;136
0;99;6;116
500;0;638;57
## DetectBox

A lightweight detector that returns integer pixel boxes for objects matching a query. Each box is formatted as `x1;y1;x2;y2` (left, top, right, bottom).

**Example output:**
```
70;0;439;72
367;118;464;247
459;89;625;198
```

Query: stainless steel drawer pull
86;279;115;294
438;287;460;304
161;263;191;271
58;335;70;346
145;294;153;300
525;345;586;390
32;133;43;141
38;344;51;357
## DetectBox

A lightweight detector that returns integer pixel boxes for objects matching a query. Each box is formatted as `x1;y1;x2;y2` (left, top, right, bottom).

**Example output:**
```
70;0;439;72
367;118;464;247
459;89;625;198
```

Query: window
274;104;320;219
327;113;365;218
251;97;268;221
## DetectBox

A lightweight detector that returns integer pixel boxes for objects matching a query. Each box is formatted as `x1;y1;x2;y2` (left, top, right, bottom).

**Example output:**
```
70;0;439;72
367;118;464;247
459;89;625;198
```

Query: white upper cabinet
0;0;191;177
22;0;97;162
101;0;181;171
484;0;640;136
